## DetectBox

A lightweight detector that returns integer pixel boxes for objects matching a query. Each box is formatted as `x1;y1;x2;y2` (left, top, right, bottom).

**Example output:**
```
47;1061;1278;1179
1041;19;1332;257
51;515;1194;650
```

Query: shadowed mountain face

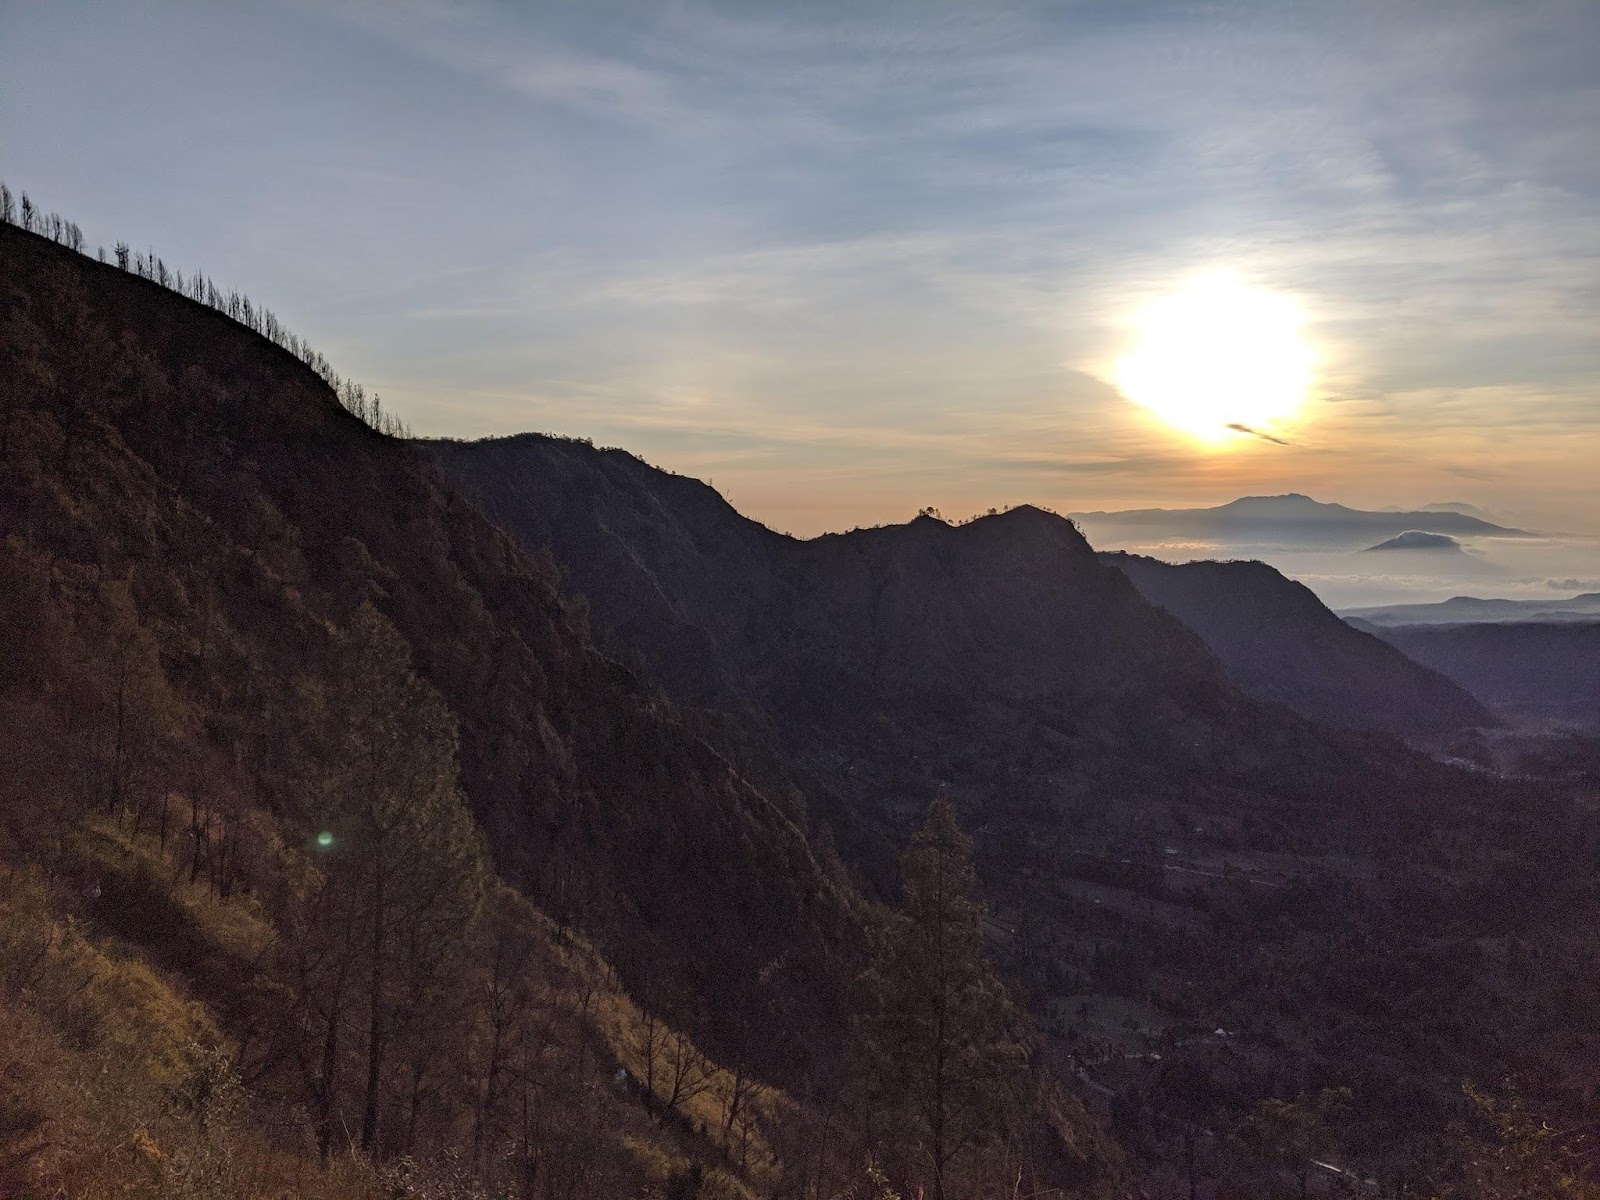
1070;492;1526;549
1103;553;1491;739
432;434;1517;872
1371;622;1600;728
430;435;1600;1162
423;433;789;709
0;224;857;1072
430;436;1314;790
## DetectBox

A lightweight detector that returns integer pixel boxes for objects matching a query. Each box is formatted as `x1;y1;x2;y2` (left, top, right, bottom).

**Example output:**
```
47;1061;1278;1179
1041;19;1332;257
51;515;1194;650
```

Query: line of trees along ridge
0;180;406;436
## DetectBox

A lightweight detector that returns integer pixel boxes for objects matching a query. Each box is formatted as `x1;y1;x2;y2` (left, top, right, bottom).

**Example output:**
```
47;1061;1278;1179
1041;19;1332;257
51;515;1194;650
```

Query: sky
5;0;1599;548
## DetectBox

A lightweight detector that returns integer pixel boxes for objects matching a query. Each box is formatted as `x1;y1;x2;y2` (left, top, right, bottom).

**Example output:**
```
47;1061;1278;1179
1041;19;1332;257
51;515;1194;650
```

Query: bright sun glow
1115;275;1314;445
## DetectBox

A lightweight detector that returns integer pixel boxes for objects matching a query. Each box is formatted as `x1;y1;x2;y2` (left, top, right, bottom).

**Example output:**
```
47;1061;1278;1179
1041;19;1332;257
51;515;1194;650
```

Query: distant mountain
1371;622;1600;728
1069;493;1525;548
1423;501;1494;519
1378;502;1494;518
1364;531;1464;552
1103;553;1490;739
1343;592;1600;627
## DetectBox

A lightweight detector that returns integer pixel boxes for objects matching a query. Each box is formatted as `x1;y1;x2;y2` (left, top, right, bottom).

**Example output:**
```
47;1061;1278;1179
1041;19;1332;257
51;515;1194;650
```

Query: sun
1114;275;1314;445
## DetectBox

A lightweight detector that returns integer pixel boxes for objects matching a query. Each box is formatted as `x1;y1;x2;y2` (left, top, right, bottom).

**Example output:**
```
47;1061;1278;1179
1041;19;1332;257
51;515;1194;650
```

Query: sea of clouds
1091;532;1600;611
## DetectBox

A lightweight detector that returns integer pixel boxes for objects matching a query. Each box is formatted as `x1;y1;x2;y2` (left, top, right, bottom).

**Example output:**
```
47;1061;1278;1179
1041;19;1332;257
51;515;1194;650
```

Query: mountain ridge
1371;621;1600;727
1102;551;1491;738
431;435;1271;779
0;220;860;1078
430;428;1600;1179
1069;493;1527;544
1343;591;1600;626
7;216;1596;1197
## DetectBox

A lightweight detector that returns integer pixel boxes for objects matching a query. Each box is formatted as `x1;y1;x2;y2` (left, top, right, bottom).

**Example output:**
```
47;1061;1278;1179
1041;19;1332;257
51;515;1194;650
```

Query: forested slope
433;430;1600;1196
0;215;1126;1200
0;222;852;1198
0;217;860;1058
435;437;1346;814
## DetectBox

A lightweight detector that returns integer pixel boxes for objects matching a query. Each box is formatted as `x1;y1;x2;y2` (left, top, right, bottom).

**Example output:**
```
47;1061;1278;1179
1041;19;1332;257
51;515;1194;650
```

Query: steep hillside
435;438;1320;778
9;216;1600;1197
433;431;1600;1185
1;219;1133;1200
434;435;1586;846
0;221;857;1092
426;433;789;709
435;435;1349;889
775;508;1228;755
1373;621;1600;727
1103;552;1491;739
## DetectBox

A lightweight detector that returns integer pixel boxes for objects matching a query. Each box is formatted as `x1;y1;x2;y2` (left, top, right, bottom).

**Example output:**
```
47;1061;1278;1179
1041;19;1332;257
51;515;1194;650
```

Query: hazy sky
5;0;1599;537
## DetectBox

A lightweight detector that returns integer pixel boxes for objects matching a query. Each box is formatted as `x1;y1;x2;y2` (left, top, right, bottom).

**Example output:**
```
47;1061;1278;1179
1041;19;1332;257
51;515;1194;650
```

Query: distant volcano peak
1364;531;1464;553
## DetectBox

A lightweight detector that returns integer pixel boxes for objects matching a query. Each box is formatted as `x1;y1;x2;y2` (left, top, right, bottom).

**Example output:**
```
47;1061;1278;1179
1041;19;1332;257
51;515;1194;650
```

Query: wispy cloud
5;0;1597;543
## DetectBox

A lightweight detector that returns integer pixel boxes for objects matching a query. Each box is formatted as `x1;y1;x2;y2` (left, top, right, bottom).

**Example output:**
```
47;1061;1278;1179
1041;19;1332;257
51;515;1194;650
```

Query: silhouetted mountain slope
432;435;1481;840
1372;621;1600;727
432;432;1600;1174
772;508;1242;760
1070;492;1526;548
444;442;1223;736
1102;553;1491;739
0;223;858;1073
426;432;790;708
434;438;1267;800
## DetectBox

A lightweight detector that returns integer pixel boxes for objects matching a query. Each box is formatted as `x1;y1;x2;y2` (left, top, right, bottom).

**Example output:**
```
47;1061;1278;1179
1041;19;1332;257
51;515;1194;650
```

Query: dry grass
0;862;365;1199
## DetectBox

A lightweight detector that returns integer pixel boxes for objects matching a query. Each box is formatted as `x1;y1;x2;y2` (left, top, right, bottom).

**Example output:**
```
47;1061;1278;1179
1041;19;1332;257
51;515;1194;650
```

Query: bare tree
661;1029;717;1117
2;178;413;439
